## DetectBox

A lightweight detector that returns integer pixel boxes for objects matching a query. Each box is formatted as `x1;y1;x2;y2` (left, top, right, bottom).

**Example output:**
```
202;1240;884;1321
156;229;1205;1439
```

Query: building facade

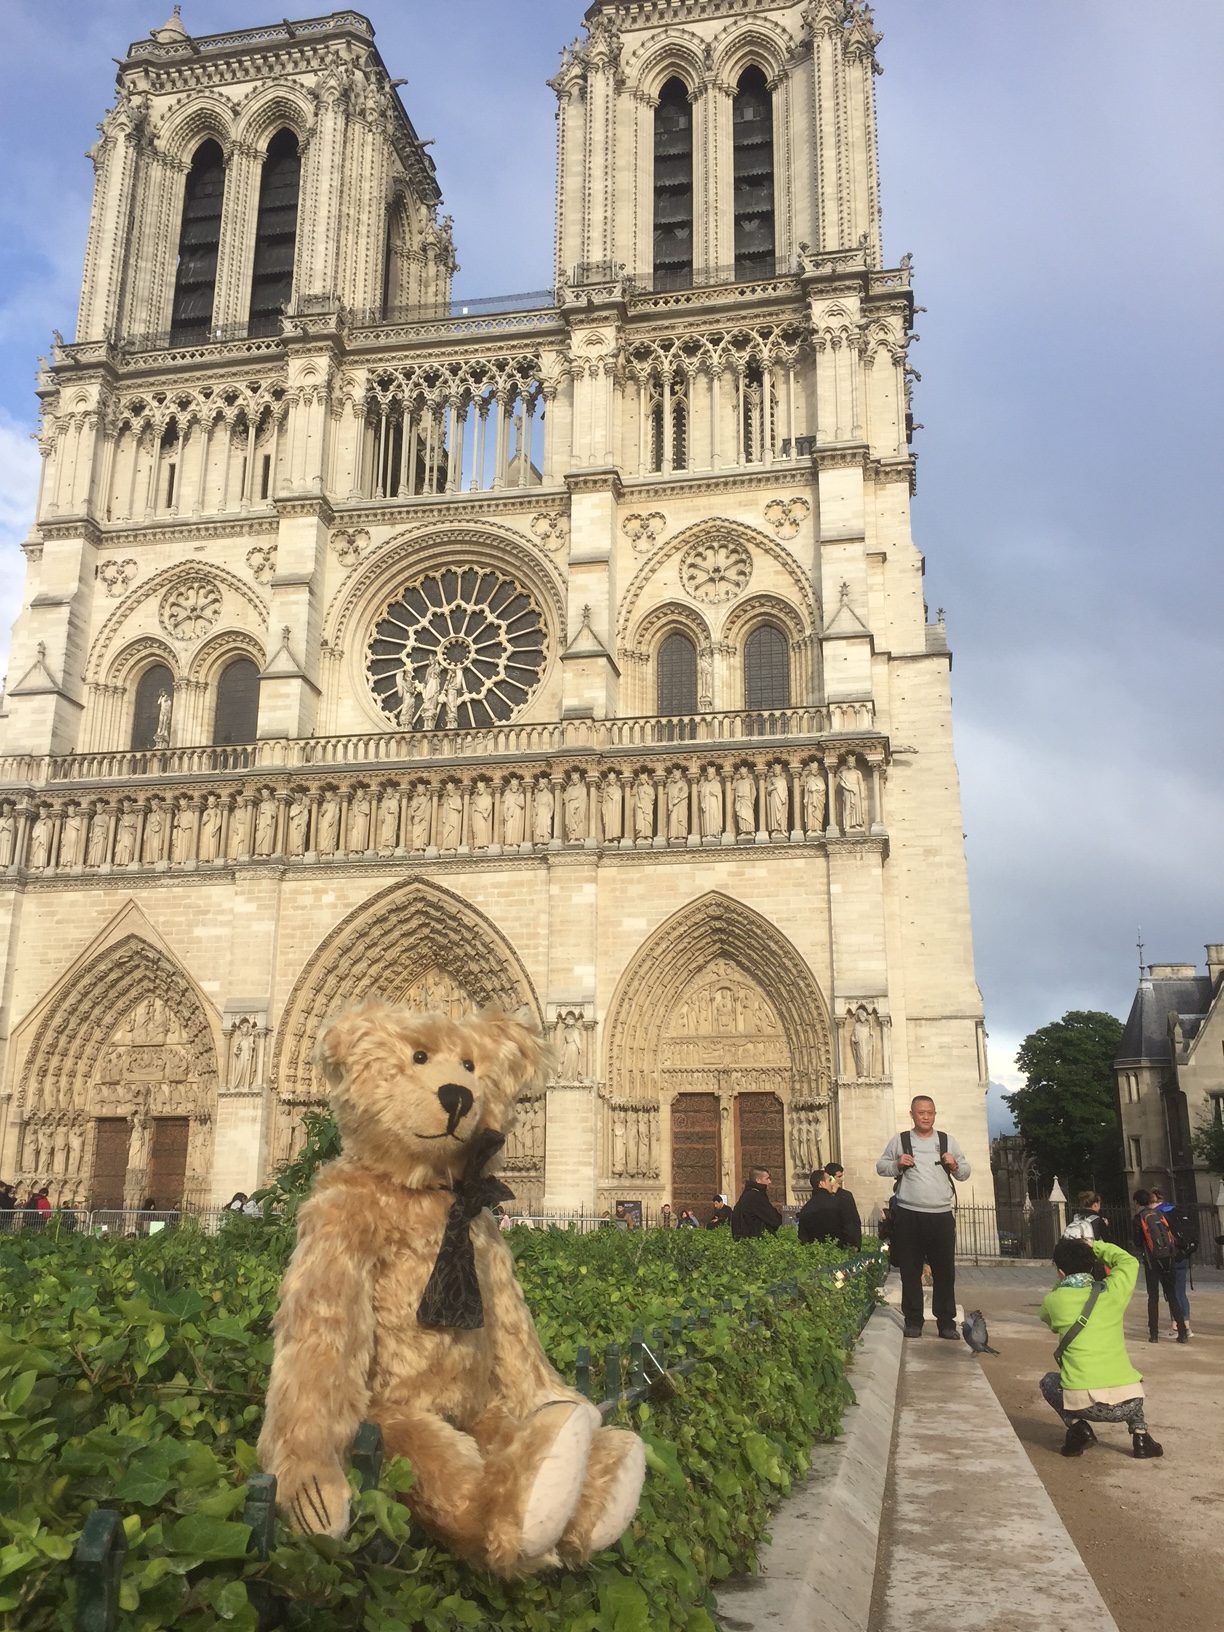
0;1;988;1218
1115;946;1224;1207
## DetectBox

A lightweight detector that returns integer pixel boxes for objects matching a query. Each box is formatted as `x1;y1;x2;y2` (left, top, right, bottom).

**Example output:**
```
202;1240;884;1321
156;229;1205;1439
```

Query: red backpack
1138;1208;1176;1261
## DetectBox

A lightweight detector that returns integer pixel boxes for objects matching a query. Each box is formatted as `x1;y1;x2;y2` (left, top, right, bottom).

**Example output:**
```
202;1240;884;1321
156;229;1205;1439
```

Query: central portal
670;1093;720;1220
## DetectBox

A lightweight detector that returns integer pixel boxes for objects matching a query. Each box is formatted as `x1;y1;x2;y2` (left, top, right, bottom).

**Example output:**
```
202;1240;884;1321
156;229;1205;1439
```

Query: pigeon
961;1309;999;1356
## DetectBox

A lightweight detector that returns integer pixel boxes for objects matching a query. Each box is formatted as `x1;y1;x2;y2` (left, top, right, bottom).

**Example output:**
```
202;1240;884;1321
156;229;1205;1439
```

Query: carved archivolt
272;876;541;1106
605;893;833;1106
15;933;220;1207
87;562;269;684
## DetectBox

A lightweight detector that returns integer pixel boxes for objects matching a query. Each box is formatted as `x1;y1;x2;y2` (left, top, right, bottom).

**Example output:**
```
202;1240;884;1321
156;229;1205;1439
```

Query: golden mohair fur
257;1001;646;1577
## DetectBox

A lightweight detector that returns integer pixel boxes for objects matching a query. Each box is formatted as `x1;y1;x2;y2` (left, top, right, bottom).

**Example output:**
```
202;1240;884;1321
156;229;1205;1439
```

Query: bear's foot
516;1400;597;1559
278;1461;351;1539
558;1426;646;1564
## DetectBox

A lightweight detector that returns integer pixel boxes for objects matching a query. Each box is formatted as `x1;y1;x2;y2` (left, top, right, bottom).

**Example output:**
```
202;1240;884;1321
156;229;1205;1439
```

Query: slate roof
1116;973;1213;1066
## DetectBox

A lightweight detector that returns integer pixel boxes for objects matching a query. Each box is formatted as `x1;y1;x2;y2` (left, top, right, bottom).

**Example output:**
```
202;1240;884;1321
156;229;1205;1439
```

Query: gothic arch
108;634;182;689
625;32;708;102
232;87;315;153
87;562;269;684
710;19;794;87
155;97;236;167
605;892;833;1103
187;628;268;686
272;876;542;1104
15;931;220;1207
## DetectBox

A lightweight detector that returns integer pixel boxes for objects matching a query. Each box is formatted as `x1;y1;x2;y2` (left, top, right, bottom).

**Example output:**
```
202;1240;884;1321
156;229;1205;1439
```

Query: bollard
575;1344;592;1399
243;1474;277;1560
73;1509;126;1632
628;1327;646;1394
604;1342;622;1403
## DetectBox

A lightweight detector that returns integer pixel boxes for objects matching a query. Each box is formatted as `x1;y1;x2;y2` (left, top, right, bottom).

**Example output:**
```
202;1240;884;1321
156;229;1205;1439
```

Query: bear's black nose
437;1083;474;1136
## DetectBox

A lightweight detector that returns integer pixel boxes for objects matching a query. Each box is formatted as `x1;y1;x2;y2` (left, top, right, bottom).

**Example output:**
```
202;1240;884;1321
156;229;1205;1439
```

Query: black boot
1060;1419;1097;1457
1176;1322;1189;1344
1132;1431;1164;1459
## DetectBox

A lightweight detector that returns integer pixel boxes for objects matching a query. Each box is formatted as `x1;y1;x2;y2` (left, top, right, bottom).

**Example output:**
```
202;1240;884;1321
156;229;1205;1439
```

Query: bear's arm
258;1186;378;1493
477;1217;587;1415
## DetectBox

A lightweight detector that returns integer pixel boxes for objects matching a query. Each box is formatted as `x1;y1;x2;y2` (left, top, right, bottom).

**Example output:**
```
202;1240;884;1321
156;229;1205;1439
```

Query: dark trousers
892;1206;957;1327
1143;1259;1181;1337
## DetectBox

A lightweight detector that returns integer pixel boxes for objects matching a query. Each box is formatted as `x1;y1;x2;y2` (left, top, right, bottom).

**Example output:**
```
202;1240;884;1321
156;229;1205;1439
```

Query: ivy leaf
165;1514;253;1560
598;1575;654;1632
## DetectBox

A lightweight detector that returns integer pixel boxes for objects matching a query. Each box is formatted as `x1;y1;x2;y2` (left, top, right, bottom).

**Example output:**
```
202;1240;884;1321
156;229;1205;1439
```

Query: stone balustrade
0;740;887;878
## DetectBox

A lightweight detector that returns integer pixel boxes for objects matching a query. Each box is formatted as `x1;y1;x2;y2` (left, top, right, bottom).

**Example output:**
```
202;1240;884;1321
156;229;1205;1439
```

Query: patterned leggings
1039;1371;1147;1433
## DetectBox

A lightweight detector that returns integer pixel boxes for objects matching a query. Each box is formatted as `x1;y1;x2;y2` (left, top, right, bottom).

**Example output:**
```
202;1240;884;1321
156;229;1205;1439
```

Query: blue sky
0;3;1221;1133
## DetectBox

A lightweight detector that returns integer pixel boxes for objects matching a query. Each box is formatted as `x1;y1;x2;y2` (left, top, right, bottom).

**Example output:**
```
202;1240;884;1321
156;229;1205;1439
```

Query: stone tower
0;3;989;1222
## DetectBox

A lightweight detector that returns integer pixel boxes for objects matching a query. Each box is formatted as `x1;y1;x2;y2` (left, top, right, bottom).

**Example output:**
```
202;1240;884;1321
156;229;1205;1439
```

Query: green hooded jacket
1039;1238;1143;1392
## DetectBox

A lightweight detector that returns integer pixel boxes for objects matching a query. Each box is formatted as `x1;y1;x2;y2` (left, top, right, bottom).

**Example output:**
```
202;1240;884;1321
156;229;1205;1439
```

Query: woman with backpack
1150;1187;1195;1338
1131;1188;1187;1343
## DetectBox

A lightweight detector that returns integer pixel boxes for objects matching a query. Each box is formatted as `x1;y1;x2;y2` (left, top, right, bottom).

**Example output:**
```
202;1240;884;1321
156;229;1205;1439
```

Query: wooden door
670;1094;721;1222
147;1118;190;1209
90;1118;131;1208
735;1093;786;1199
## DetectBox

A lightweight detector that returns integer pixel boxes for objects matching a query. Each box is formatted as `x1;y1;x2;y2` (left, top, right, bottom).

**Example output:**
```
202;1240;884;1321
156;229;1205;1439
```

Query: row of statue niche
789;1106;826;1178
0;757;876;870
501;1096;545;1171
19;1116;88;1181
608;1104;659;1180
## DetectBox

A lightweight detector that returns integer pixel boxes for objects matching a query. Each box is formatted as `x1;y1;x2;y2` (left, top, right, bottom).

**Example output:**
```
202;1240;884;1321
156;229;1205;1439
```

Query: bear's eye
462;1058;475;1073
412;1049;428;1065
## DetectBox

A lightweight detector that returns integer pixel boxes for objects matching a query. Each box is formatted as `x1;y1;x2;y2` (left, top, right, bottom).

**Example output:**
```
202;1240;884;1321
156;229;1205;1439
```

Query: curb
715;1305;902;1632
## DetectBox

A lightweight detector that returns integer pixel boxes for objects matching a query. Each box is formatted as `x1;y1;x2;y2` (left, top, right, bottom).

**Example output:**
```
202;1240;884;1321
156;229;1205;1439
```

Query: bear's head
315;1002;547;1187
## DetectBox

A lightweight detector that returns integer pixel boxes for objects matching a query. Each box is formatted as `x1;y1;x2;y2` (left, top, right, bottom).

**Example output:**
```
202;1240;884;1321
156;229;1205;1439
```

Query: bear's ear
314;1001;394;1087
467;1009;550;1104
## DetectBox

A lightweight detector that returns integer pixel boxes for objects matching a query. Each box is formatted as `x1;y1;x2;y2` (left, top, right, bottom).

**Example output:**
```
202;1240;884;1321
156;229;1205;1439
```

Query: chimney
1207;944;1224;987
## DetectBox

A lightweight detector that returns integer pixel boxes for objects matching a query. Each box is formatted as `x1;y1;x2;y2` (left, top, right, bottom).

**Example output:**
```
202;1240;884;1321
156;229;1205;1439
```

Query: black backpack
878;1130;953;1241
1166;1205;1199;1260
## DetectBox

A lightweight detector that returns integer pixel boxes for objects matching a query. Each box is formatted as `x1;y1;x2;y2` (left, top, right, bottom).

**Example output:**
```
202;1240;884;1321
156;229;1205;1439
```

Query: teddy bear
257;1001;646;1577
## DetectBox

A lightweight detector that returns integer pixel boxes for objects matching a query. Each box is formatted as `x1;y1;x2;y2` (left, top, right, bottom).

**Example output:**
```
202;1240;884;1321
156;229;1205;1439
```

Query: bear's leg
469;1398;598;1574
377;1404;490;1562
557;1426;647;1565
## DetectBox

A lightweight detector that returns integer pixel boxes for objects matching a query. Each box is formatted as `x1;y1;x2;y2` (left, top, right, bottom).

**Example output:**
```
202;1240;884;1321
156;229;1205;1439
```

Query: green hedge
0;1222;885;1631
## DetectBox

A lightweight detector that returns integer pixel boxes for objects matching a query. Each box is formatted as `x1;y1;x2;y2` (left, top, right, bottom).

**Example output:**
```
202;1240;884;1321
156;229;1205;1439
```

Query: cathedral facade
0;2;989;1219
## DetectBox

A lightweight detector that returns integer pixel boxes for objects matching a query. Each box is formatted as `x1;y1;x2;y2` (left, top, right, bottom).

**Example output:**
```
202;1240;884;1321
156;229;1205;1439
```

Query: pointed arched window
733;67;775;280
131;664;175;750
653;79;693;291
248;129;301;337
657;632;698;717
744;624;790;712
213;658;260;745
170;140;226;346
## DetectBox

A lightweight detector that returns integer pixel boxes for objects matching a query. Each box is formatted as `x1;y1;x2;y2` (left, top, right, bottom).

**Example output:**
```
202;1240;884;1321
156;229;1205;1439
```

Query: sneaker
1132;1431;1164;1460
937;1323;958;1340
904;1321;923;1338
1061;1420;1097;1457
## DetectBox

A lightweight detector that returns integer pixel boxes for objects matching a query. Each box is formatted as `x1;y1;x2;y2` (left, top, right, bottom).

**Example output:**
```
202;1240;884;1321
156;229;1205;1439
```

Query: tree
1005;1010;1125;1195
1191;1109;1224;1179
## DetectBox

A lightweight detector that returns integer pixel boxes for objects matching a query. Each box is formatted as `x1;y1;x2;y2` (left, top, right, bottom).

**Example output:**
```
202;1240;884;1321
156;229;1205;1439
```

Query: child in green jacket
1038;1235;1163;1460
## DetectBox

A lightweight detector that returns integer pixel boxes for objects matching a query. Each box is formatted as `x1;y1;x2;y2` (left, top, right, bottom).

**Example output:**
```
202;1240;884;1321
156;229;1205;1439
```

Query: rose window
367;567;547;730
680;537;752;604
159;577;222;641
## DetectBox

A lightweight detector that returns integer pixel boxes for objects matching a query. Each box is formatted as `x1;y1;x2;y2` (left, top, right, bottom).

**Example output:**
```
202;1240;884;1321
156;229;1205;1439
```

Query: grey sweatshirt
876;1129;970;1213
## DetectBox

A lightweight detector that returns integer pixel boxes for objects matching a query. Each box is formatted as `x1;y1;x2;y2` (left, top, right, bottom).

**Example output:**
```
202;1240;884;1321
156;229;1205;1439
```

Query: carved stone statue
441;666;465;730
170;796;196;864
377;789;399;851
470;779;493;848
229;1017;257;1092
28;806;53;869
502;777;525;846
632;773;654;840
838;760;867;831
802;763;826;833
60;803;83;868
766;764;788;835
699;767;723;838
86;801;110;867
417;654;444;730
254;789;278;856
732;768;755;836
348;789;371;852
850;1005;877;1079
288;796;309;856
66;1121;85;1178
532;777;554;844
601;774;622;842
0;804;16;867
666;768;688;839
227;798;251;860
142;798;167;864
438;781;462;849
562;770;586;842
153;689;173;750
316;791;340;854
697;644;714;709
558;1014;583;1080
197;795;222;862
409;783;431;849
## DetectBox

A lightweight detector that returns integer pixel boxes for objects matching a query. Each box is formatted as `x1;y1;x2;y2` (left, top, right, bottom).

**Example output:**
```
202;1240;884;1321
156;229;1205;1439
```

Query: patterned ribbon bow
417;1128;515;1330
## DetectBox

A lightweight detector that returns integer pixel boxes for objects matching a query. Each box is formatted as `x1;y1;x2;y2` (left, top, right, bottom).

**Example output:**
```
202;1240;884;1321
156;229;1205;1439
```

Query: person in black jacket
706;1193;733;1229
797;1169;862;1248
730;1168;782;1240
823;1162;862;1249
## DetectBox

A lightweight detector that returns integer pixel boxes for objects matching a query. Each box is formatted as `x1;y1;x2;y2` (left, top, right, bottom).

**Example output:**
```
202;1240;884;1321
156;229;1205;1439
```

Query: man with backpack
876;1097;971;1338
1132;1188;1188;1343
